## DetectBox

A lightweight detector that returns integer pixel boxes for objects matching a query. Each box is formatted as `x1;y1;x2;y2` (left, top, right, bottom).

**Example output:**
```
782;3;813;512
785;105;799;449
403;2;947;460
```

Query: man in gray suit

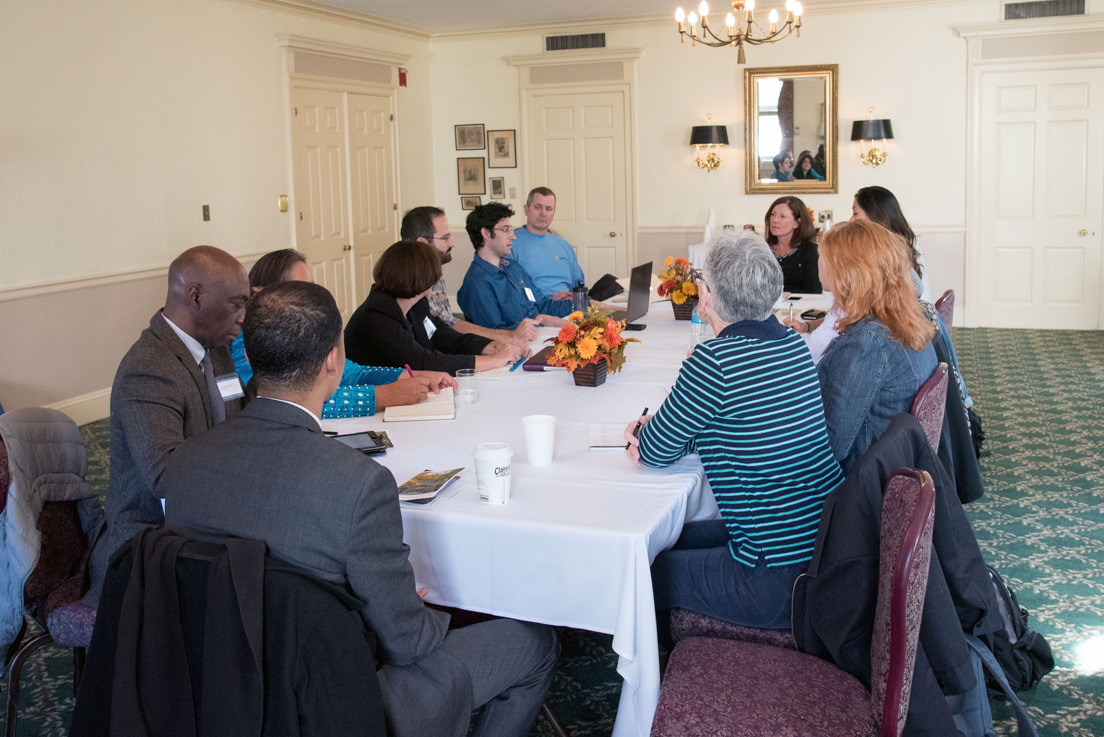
162;281;558;737
91;246;250;592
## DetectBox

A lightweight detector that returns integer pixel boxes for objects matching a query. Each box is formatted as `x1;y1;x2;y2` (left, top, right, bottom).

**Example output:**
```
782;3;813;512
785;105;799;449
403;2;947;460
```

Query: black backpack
979;565;1054;692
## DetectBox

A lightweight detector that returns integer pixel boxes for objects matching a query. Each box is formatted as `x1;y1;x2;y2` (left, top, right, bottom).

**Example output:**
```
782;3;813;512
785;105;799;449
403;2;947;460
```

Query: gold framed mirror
744;64;838;195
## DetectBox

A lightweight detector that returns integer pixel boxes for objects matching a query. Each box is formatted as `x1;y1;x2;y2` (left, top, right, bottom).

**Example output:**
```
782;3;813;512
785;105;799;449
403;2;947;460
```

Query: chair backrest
869;468;936;737
935;290;954;333
0;434;8;515
910;363;949;451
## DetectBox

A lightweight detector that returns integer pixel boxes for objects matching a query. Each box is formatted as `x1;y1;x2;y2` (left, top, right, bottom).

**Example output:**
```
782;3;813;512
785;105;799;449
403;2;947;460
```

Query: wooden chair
910;363;949;451
650;468;936;737
935;289;954;335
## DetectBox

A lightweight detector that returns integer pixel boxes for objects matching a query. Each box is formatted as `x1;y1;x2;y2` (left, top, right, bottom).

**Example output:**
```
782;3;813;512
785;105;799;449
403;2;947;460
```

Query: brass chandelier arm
679;20;797;47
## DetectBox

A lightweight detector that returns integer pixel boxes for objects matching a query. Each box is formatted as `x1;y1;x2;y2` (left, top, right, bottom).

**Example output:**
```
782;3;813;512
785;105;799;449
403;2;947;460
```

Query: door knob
343;244;352;251
609;231;617;238
1079;229;1089;237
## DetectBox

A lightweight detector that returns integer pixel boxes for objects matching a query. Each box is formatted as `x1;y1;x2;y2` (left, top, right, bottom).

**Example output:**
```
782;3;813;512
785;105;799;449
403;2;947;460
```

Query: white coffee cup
455;368;479;404
473;442;513;504
522;415;556;467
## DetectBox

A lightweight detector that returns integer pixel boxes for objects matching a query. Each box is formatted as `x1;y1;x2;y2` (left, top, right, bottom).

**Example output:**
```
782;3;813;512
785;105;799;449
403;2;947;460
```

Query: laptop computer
605;261;653;325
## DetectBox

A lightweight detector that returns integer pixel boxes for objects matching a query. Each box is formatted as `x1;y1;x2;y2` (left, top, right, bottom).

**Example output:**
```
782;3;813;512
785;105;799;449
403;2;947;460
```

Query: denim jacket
816;317;937;473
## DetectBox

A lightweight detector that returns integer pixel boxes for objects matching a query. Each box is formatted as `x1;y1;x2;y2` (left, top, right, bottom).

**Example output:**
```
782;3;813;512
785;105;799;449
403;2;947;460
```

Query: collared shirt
262;396;322;429
426;276;459;326
456;255;573;330
511;228;586;295
162;312;205;365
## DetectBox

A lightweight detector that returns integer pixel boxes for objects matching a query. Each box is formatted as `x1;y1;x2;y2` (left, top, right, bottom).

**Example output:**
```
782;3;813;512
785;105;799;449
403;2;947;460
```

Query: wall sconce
690;114;729;172
850;107;893;168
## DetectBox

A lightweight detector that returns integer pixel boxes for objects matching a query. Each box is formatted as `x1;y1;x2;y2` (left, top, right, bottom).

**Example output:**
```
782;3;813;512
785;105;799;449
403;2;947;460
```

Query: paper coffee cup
522;415;556;467
473;442;513;505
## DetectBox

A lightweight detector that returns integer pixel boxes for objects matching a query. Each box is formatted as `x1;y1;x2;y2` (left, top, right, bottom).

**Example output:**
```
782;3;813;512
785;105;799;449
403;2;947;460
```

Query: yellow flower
567;311;584;323
671;290;687;305
664;256;674;267
682;282;697;297
577;336;598;360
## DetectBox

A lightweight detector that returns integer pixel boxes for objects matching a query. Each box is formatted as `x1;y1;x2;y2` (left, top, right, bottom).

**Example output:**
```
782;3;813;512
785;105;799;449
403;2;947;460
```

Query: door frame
507;48;643;268
958;17;1104;328
277;36;406;304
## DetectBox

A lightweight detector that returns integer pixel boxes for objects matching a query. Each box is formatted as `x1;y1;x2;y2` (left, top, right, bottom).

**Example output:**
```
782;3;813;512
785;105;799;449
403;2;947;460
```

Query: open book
384;386;455;422
398;467;465;504
589;424;627;452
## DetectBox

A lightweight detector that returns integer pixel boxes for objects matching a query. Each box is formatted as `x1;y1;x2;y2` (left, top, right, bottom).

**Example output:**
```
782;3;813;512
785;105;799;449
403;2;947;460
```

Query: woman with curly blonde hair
816;220;937;471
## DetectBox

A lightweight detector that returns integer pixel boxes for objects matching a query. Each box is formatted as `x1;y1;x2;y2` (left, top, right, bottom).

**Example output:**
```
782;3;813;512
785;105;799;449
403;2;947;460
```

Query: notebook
522;346;557;372
384;386;456;422
604;262;653;324
589;424;627;451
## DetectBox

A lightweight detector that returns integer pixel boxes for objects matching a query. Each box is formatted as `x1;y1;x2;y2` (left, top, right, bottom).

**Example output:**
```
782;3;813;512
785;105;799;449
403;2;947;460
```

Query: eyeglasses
432;233;453;241
493;226;513;235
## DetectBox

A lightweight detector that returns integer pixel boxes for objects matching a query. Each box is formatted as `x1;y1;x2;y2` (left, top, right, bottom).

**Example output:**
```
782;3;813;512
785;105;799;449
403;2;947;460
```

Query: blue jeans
652;520;806;630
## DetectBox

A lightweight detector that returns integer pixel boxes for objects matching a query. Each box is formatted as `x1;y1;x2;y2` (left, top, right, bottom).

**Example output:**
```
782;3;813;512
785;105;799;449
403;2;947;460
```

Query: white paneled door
291;86;398;319
528;91;630;280
977;67;1104;329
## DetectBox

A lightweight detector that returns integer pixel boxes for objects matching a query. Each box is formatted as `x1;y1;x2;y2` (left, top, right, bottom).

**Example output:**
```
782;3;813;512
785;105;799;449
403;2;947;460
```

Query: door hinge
390;114;394;121
393;203;398;210
294;107;298;116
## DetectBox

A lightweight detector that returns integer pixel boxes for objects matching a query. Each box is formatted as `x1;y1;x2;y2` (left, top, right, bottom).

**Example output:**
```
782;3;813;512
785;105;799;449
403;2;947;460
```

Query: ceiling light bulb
725;11;735;26
769;8;778;23
699;1;709;17
786;0;795;10
688;10;698;25
746;0;754;10
793;1;802;15
675;6;685;21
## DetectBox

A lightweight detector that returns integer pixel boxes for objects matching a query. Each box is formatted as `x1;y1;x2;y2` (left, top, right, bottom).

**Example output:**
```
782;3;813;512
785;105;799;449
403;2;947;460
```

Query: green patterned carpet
4;328;1103;736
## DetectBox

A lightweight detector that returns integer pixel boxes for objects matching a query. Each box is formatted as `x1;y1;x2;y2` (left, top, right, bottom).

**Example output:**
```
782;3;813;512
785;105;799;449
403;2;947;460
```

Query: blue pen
509;356;526;372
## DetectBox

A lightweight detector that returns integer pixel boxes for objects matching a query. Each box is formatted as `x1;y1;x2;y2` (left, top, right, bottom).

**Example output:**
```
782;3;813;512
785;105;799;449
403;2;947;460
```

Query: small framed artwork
457;157;486;195
455;124;485;151
461;196;482;210
489;177;505;200
487;129;517;168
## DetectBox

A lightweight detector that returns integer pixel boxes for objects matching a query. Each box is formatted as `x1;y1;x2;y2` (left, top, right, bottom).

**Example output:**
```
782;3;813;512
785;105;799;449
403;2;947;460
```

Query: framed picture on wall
455;124;485;151
461;196;482;210
457;157;486;195
487;129;517;168
489;177;505;199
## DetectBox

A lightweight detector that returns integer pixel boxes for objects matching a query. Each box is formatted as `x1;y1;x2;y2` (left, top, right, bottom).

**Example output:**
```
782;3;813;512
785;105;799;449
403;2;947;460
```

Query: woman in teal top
235;249;454;419
624;232;844;630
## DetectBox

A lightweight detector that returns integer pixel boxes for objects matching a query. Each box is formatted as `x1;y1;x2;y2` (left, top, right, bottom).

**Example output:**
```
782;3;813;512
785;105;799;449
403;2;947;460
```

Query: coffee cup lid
473;442;513;460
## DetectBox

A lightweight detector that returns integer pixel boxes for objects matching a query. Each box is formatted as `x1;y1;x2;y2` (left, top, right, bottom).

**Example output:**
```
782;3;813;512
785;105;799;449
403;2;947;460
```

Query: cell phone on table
332;431;387;456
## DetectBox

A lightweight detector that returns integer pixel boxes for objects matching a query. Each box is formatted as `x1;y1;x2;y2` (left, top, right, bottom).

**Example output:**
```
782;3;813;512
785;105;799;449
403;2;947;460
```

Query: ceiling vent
1004;0;1084;19
545;33;606;52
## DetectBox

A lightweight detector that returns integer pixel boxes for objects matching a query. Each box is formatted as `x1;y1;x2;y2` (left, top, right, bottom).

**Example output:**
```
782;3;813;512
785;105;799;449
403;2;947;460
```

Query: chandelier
675;1;804;64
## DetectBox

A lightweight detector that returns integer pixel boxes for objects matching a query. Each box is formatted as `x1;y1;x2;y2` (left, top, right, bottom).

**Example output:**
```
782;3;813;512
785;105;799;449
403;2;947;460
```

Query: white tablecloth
324;305;722;737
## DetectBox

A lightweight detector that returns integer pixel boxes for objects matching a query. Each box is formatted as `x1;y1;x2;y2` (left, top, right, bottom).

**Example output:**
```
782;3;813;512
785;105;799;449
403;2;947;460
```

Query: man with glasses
401;206;538;344
457;203;573;330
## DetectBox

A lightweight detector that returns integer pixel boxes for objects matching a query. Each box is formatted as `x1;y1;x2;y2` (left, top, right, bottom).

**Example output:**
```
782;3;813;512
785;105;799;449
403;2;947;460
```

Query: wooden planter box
572;359;608;387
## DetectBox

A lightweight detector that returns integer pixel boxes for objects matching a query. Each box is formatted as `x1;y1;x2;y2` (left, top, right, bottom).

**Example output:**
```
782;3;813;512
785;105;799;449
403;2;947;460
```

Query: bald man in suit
90;246;250;593
162;281;558;737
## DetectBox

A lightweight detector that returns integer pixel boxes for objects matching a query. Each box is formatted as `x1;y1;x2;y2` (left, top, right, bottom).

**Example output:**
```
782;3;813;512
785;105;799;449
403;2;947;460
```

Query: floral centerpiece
657;256;698;319
546;308;640;386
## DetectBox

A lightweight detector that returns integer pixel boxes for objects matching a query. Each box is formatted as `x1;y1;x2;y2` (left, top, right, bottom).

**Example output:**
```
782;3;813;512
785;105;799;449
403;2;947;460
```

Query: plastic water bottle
690;303;711;352
571;282;589;314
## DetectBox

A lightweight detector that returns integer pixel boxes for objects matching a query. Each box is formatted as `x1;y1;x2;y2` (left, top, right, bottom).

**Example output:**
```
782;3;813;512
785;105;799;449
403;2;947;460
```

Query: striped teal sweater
638;317;844;567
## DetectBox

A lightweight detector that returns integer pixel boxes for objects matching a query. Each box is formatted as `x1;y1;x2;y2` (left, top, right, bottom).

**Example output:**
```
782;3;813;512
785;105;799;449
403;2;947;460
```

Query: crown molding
956;15;1104;39
225;0;429;39
276;34;411;65
505;47;645;68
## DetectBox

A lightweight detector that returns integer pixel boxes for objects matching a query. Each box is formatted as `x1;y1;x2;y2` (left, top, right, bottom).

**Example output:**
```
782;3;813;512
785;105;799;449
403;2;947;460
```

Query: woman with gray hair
624;232;844;630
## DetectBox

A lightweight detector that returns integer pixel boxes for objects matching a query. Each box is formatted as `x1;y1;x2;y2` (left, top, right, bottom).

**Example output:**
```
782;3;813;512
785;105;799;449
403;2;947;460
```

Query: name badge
524;287;536;302
216;374;244;401
423;316;437;340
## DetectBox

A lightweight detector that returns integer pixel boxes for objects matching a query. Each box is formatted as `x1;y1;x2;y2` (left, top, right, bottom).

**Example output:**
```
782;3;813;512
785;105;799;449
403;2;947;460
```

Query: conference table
321;290;832;737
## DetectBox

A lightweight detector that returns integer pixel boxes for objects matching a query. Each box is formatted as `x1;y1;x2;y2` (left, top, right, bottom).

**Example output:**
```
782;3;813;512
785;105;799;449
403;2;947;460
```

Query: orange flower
567;311;584;323
675;257;689;265
602;323;621;349
682;282;697;297
577;336;598;360
671;290;687;305
557;324;578;343
664;256;674;267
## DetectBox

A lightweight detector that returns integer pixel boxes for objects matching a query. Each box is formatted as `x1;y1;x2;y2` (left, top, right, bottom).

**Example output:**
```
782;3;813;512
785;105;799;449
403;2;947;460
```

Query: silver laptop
606;262;653;324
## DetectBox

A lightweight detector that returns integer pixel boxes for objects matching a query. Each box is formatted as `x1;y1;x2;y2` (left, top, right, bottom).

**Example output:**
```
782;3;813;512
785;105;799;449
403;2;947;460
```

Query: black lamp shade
690;125;729;146
851;119;894;141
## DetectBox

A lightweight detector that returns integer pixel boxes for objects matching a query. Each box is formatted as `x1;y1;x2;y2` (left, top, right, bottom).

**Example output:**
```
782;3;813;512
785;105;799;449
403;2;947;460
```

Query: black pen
626;406;649;450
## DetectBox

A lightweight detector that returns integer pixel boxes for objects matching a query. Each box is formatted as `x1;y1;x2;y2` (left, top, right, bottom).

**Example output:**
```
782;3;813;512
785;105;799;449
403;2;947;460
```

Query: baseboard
45;388;111;427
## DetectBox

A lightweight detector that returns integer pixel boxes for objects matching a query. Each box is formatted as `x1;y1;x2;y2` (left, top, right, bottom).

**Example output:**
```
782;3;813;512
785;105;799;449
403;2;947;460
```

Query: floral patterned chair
935;290;954;337
910;363;949;452
650;468;936;737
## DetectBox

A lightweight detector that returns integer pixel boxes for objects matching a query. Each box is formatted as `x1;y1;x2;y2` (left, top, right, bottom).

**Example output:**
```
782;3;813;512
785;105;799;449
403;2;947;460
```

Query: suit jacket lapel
149;311;214;428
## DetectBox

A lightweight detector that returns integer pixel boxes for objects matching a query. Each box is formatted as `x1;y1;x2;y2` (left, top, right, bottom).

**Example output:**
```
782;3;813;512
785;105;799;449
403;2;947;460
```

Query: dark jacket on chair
932;324;986;504
792;413;1001;737
71;528;386;737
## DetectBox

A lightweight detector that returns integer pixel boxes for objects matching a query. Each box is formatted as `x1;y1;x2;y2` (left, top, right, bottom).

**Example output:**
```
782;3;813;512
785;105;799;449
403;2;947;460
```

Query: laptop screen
624;262;653;322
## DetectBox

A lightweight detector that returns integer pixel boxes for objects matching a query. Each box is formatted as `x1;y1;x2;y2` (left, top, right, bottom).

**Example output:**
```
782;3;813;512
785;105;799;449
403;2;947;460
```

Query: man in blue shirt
457;203;573;330
511;188;585;298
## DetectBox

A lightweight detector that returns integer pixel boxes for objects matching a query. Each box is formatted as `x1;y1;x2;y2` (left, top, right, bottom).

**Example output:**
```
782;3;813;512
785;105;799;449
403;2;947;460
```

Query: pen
626;406;649;450
788;303;794;322
509;356;526;372
404;363;415;379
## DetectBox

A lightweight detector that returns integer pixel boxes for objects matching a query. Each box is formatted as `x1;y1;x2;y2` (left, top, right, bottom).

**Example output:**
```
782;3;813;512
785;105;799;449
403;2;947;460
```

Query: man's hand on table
623;414;652;467
375;376;433;409
508;318;540;343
